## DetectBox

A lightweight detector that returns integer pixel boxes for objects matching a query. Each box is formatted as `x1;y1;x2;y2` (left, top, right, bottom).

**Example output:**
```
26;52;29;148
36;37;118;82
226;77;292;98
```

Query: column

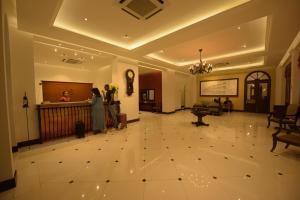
0;1;16;191
290;48;300;104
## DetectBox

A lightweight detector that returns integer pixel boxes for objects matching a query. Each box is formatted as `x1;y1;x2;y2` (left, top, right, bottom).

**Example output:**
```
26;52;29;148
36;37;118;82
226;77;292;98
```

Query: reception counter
37;101;120;142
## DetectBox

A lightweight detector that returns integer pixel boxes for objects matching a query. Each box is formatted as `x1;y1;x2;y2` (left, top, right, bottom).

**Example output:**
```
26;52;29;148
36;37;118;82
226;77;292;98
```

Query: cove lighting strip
53;0;250;50
147;46;265;67
213;61;264;72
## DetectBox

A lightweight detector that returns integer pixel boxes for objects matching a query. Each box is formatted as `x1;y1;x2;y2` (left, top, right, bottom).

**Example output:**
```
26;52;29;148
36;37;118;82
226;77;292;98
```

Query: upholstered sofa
198;101;223;116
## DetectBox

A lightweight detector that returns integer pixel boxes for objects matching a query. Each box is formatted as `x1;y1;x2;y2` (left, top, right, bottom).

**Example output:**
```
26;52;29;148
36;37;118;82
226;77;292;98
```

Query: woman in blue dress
91;88;106;134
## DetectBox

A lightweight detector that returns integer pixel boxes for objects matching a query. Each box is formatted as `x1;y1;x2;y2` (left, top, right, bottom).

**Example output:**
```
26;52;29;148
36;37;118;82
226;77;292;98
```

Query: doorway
244;71;271;113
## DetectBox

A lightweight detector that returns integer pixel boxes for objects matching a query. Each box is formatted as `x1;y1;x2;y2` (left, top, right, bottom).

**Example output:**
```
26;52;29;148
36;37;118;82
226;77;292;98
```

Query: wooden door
244;71;271;113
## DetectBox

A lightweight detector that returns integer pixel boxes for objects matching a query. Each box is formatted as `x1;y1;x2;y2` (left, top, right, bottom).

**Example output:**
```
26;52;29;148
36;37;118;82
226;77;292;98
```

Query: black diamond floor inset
58;161;63;164
115;160;119;163
213;176;217;179
69;180;74;184
278;172;283;175
142;178;146;182
31;161;35;164
246;174;251;178
106;180;110;183
198;158;202;161
86;161;91;164
170;158;174;161
178;178;182;181
52;148;56;151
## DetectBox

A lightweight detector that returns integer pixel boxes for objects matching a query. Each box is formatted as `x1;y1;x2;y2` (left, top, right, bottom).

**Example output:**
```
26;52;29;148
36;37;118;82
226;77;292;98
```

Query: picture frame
200;78;239;97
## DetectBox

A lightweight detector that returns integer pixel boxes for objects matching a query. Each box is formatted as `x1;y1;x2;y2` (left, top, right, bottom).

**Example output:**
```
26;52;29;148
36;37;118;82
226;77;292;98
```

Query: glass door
244;71;271;113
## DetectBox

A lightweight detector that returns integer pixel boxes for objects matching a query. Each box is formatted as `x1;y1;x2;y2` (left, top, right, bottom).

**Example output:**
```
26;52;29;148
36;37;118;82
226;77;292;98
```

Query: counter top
37;100;121;108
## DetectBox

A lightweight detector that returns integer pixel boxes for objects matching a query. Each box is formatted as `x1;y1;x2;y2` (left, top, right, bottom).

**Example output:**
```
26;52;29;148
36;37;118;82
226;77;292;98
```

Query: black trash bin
75;121;85;138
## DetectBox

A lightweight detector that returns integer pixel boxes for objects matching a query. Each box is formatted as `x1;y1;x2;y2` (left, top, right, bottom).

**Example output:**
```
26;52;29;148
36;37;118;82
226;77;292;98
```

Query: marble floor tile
3;111;300;200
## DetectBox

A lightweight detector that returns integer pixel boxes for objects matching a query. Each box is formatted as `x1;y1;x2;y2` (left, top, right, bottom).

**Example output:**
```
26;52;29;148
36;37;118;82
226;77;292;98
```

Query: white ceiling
15;0;300;73
54;0;250;50
33;36;116;70
148;16;267;66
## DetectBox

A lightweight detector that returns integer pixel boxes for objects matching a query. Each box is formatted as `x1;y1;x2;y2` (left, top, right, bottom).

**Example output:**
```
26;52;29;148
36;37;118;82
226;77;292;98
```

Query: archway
244;71;271;113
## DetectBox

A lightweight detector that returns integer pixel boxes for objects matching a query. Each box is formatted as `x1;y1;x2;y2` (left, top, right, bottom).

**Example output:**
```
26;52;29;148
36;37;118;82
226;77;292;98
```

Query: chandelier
189;49;212;75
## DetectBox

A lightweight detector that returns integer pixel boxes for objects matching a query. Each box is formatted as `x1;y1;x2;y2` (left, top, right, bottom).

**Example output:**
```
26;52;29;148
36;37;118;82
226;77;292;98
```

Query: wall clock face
128;71;134;78
126;70;135;79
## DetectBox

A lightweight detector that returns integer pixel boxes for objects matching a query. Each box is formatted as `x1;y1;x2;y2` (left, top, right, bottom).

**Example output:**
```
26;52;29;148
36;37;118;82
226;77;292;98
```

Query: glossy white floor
1;111;300;200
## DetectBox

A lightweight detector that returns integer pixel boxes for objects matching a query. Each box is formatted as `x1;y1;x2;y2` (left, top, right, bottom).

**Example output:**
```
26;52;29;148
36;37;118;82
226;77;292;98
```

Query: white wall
9;26;38;143
1;0;15;182
112;59;139;120
162;69;176;112
162;70;196;112
95;65;112;90
34;63;97;103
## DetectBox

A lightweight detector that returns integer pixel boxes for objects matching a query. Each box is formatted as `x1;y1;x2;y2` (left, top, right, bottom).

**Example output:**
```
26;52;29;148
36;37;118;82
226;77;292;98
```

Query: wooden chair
270;104;300;152
267;104;299;128
271;129;300;152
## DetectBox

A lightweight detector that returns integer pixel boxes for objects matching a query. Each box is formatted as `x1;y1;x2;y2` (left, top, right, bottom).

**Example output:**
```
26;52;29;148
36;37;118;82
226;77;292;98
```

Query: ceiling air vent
62;58;83;64
119;0;164;20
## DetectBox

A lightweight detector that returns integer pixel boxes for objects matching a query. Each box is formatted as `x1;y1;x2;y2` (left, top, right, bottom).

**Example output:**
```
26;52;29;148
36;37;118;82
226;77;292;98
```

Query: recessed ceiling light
54;48;58;52
74;52;78;56
237;26;241;30
84;18;88;21
241;44;247;48
159;50;164;53
90;56;94;60
58;43;62;46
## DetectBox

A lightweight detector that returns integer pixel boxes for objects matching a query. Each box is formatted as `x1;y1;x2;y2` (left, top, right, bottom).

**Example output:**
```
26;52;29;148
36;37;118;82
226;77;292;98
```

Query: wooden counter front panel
39;104;92;141
37;102;120;142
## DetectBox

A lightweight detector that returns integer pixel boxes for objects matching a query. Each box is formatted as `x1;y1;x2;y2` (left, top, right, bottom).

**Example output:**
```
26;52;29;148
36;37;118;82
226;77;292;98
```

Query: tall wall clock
125;69;135;96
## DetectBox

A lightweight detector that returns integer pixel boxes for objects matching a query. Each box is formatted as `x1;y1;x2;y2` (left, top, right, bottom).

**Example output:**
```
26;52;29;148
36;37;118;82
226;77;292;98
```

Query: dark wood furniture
223;101;233;112
271;127;300;152
269;104;300;152
191;105;210;126
244;71;271;113
37;101;121;142
267;104;298;129
267;105;287;128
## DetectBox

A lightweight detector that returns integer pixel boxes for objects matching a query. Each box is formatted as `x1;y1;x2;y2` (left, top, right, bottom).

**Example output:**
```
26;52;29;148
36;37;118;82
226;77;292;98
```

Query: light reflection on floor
1;111;300;200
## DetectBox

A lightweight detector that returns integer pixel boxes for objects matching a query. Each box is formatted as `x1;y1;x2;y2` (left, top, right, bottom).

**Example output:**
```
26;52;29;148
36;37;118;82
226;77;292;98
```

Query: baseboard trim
17;138;41;148
0;170;17;192
127;118;140;123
